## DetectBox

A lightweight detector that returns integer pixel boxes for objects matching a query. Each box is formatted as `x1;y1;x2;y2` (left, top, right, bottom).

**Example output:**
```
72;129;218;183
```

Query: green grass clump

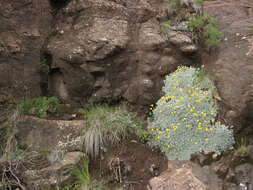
59;158;104;190
235;138;248;157
17;96;60;118
148;66;234;160
82;104;141;158
188;13;223;47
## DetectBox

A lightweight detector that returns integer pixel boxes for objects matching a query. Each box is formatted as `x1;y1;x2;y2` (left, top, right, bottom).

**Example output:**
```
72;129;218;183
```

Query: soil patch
90;138;168;190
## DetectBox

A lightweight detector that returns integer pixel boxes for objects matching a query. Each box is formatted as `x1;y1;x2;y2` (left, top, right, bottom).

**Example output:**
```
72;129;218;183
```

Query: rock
180;45;198;53
157;56;178;75
139;18;166;48
148;167;207;190
0;0;195;110
0;0;52;99
248;145;253;160
234;163;253;188
167;31;198;53
168;31;193;46
149;163;160;176
15;116;85;153
203;0;253;133
148;161;221;190
23;151;85;190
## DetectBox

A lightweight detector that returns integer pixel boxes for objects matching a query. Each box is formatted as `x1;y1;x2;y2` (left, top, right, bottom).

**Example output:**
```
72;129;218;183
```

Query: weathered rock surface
15;116;85;153
0;0;197;111
203;0;253;133
23;151;85;190
148;161;221;190
0;0;52;100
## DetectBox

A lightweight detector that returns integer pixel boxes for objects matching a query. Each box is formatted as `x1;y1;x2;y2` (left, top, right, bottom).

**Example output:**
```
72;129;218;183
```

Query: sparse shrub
17;97;60;118
82;104;141;158
188;13;223;47
148;66;234;160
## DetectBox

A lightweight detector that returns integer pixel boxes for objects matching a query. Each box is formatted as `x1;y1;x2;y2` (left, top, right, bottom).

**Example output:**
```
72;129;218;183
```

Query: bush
188;13;223;47
148;66;234;160
17;97;60;118
82;104;141;158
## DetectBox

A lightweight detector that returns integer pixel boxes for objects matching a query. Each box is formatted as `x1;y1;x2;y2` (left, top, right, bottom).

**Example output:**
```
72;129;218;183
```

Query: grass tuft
81;104;141;158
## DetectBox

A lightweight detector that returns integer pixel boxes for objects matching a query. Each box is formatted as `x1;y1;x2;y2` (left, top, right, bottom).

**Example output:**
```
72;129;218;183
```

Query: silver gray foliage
148;66;235;160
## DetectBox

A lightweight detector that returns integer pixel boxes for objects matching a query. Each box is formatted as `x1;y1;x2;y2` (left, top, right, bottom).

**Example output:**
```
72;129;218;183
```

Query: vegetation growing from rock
160;20;172;34
148;66;235;160
17;97;60;118
82;104;142;158
60;158;104;190
188;13;223;47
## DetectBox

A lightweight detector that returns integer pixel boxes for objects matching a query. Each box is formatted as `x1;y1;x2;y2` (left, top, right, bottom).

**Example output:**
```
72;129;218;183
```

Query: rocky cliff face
0;0;196;111
203;0;253;134
0;0;52;100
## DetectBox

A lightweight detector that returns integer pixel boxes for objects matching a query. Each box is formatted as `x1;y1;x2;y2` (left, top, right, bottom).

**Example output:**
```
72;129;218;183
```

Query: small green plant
71;158;91;189
161;20;172;34
169;0;181;9
235;138;248;157
59;158;104;190
17;96;60;118
148;66;234;160
188;13;223;47
135;128;153;143
82;104;141;158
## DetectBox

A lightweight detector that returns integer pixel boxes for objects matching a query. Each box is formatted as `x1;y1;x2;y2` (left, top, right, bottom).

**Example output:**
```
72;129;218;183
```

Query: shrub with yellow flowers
148;66;234;160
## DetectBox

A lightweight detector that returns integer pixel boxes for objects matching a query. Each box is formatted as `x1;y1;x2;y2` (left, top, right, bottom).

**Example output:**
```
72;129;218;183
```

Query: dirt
90;137;168;190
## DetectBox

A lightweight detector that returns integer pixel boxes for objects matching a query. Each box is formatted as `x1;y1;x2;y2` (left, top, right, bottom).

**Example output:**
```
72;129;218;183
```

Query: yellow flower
204;138;209;141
